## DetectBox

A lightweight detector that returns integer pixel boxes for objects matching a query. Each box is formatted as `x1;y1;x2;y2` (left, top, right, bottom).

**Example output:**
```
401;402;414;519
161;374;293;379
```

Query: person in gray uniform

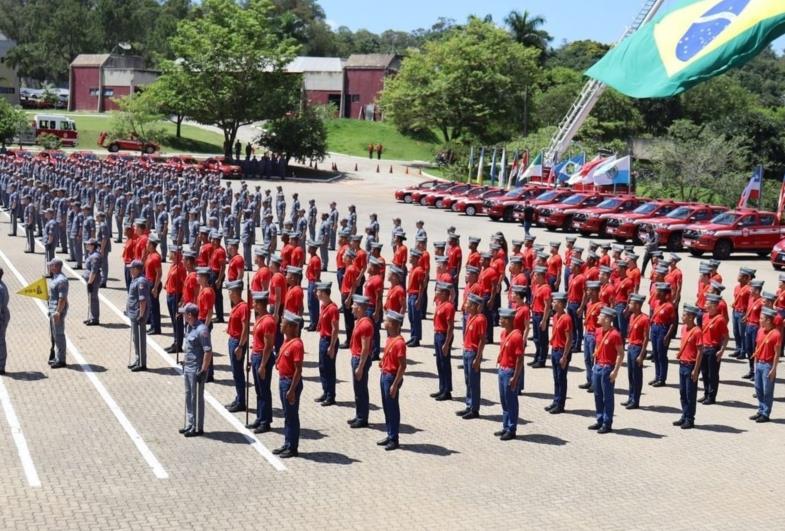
0;267;8;375
318;212;330;271
23;195;36;253
241;208;255;270
307;199;317;241
127;260;150;372
47;258;69;368
328;201;338;250
179;302;212;437
7;183;18;236
96;211;111;288
43;208;59;276
70;203;84;269
275;186;286;230
83;238;102;326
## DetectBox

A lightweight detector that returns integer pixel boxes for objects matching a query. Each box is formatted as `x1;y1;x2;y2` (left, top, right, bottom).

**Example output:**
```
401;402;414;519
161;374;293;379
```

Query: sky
319;0;785;52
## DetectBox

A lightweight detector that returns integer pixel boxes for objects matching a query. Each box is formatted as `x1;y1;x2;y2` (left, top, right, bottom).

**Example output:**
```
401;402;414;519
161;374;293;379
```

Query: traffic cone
389;165;393;174
376;165;380;173
354;163;358;171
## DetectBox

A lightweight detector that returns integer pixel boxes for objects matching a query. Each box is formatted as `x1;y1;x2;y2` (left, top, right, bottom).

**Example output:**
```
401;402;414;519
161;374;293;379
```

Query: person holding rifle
224;280;248;413
273;311;305;459
315;282;340;406
247;291;276;434
179;303;213;438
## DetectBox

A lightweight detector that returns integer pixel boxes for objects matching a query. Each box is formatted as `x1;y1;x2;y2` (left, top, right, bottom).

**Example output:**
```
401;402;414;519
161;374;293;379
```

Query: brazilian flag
586;0;785;98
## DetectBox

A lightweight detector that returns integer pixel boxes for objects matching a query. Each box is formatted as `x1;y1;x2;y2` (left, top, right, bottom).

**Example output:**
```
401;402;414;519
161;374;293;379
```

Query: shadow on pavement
299;451;360;465
613;428;666;439
399;443;459;456
518;433;568;446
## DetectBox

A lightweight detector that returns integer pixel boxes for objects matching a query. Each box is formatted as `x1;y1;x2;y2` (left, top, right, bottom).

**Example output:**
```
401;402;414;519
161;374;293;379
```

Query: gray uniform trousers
131;318;148;367
0;310;8;372
184;371;205;431
320;241;329;270
25;225;35;253
87;283;100;322
101;253;110;286
49;314;66;364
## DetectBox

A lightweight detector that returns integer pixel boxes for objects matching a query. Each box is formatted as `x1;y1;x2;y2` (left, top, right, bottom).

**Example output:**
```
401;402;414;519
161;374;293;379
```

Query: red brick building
342;54;401;120
285;56;344;112
68;54;159;112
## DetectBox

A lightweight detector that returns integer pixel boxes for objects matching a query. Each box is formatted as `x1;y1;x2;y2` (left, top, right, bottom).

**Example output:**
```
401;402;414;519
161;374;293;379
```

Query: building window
0;87;15;94
88;88;114;97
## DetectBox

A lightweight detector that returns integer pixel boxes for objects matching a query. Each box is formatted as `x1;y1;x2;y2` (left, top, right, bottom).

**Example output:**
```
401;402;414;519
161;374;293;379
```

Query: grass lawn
25;111;225;154
325;118;441;162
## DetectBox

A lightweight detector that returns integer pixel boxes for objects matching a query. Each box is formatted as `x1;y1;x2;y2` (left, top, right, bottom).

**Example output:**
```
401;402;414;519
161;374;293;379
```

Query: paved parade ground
1;158;784;530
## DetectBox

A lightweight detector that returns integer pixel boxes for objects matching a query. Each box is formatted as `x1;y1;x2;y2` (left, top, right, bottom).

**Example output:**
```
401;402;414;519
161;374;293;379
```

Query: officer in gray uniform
275;186;286;230
179;302;212;437
155;202;169;262
0;267;8;375
83;238;102;326
241;208;255;270
69;203;84;269
43;208;59;275
307;199;317;241
47;258;69;368
23;195;36;253
328;201;338;250
127;260;150;372
96;211;111;288
7;183;18;236
318;212;330;271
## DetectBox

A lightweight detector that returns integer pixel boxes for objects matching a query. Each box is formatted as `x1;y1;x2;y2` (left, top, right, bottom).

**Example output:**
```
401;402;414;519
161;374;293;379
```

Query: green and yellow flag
17;277;49;301
586;0;785;98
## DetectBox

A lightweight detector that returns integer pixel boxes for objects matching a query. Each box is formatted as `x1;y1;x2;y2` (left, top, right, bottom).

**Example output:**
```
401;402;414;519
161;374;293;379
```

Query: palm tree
504;10;552;60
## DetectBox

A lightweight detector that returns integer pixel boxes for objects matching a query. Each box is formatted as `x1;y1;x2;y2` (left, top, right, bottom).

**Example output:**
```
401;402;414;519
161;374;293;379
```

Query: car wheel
774;264;783;271
489;215;500;222
666;232;682;252
108;143;119;153
144;145;155;154
757;251;769;258
435;200;443;209
451;204;458;212
502;207;514;223
561;217;572;231
614;237;627;243
465;205;476;217
419;197;427;206
713;239;732;260
580;231;591;237
598;221;608;238
403;194;412;204
689;250;704;257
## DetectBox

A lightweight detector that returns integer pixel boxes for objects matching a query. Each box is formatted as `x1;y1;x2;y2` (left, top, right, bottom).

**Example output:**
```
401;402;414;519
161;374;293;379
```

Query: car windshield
466;188;484;197
561;194;586;205
535;191;558;201
710;212;740;225
504;188;523;198
597;198;621;209
666;207;692;219
633;203;658;215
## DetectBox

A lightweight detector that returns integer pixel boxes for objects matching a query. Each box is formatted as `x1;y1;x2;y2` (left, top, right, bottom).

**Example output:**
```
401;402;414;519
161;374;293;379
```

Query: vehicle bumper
683;237;714;251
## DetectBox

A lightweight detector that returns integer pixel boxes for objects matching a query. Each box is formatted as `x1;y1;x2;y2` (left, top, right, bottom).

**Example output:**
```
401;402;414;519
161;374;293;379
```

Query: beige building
0;32;20;104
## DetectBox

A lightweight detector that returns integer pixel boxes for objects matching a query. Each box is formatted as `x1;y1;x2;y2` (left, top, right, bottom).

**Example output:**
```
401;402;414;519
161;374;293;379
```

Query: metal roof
345;54;399;70
70;54;111;67
286;56;344;73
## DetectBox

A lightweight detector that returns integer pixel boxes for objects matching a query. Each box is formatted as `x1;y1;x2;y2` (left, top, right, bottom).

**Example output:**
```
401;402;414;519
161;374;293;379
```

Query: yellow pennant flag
17;277;49;301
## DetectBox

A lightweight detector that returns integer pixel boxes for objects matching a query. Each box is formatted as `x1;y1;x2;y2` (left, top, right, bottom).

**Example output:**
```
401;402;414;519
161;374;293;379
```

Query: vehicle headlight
657;224;668;230
589;213;600;219
701;230;715;237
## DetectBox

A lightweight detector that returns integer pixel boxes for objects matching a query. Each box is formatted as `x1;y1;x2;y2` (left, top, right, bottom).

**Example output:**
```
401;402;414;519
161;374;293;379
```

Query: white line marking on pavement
0;249;169;480
0;377;42;487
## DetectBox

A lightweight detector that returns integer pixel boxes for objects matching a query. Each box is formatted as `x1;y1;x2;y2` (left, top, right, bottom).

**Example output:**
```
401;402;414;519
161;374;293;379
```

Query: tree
109;93;165;144
140;63;196;138
504;10;552;62
547;40;610;71
0;99;27;147
256;104;327;165
165;0;302;157
381;19;540;144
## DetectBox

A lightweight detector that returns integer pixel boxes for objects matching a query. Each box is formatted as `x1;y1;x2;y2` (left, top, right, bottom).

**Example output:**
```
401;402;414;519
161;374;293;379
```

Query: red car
539;192;608;231
455;188;506;216
487;187;547;222
34;150;67;165
603;200;686;243
682;209;785;259
394;180;443;203
513;189;575;223
166;155;202;173
97;131;160;154
771;237;785;270
635;204;728;251
409;182;455;205
572;195;645;237
423;183;474;207
201;156;242;178
442;186;491;210
67;151;99;163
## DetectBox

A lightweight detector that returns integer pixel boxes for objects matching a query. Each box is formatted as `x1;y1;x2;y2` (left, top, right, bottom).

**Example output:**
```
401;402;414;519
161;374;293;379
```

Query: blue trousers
563;266;571;292
732;310;745;355
366;307;380;358
279;377;302;451
124;265;131;292
407;294;422;342
251;353;274;425
615;302;628;341
700;347;719;400
318;337;336;400
679;363;698;423
351;355;371;422
307;281;319;328
754;362;775;418
150;291;162;333
380;372;401;441
228;337;245;406
550;349;569;408
567;302;582;350
463;350;481;412
498;367;519;433
336;267;345;292
592;364;615;427
166;293;183;350
583;332;596;385
626;344;643;405
532;313;548;364
650;323;669;383
434;332;452;394
342;303;354;344
483;294;494;343
743;324;759;361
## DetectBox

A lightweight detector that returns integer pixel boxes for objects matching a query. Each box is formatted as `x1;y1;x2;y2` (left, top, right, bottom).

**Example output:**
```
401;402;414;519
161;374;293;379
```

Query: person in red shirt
666;254;684;308
447;233;462;298
370;242;386;278
226;240;245;282
195;267;216;381
267;255;286;330
195;229;212;267
279;232;293;272
530;266;552;368
580;281;603;391
675;305;703;429
434;256;454;303
613;260;633;340
283;266;304;318
378;310;408;451
650;283;676;386
466;237;481;270
122;225;138;291
289;233;305;269
458;293;487;419
335;230;349;288
599;266;615;306
145;235;163;334
566;257;586;351
624;293;650;409
181;250;199;308
752;307;780;423
274;311;305;458
415;237;431;314
348;295;374;428
164;245;186;354
625;253;642;293
731;267;754;358
248;291;276;433
340;249;360;348
305;241;322;332
590;306;624;433
134;219;149;262
385;266;406;318
742;280;764;380
209;232;227;323
495;308;525;440
392;231;408;287
547;293;572;414
546;242;563;291
224;280;248;413
432;282;456;401
251;249;271;292
406;251;426;347
478;253;499;344
508;256;528;309
364;258;384;360
509;285;530;396
700;294;729;405
316;282;340;405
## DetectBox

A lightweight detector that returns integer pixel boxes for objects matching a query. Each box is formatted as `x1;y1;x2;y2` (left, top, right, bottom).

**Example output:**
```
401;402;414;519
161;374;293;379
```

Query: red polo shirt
226;300;248;339
276;338;304;378
754;328;781;364
407;265;426;295
595;328;622;365
627;313;650;346
209;245;226;273
284;285;303;315
463;314;487;351
197;287;214;321
306;255;321;282
380;336;406;374
550;312;572;350
702;313;728;347
268;272;287;307
251;266;271;292
385;284;405;313
433;300;455;333
678;325;702;363
252;314;276;353
227;254;245;281
318;302;339;338
497;329;524;369
532;284;551;314
350;316;373;357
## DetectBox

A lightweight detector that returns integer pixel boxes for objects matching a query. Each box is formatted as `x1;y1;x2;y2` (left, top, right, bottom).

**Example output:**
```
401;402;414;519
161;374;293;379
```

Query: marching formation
0;153;781;458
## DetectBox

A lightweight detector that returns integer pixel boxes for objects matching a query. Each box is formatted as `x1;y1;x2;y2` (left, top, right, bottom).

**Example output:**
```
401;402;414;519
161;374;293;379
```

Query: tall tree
165;0;302;157
504;10;552;61
0;98;27;148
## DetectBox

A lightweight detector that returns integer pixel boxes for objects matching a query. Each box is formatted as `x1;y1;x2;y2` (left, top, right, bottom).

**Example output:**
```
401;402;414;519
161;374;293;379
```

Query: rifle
244;270;251;426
